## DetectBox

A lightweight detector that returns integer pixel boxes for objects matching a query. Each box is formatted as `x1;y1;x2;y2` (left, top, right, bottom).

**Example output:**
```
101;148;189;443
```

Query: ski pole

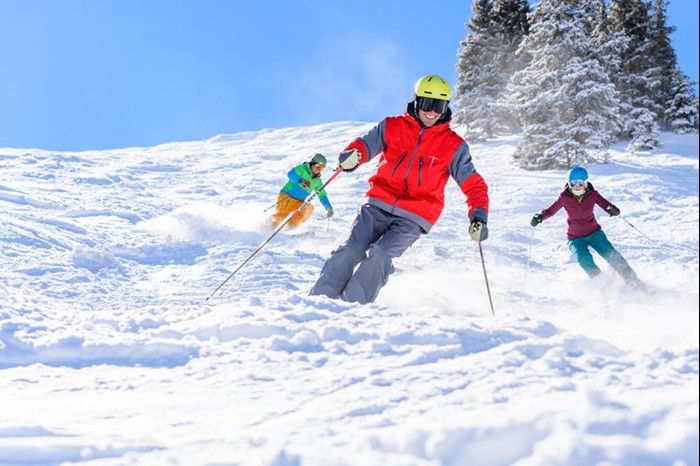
619;215;696;254
620;215;654;242
262;202;277;213
477;241;495;317
205;167;344;301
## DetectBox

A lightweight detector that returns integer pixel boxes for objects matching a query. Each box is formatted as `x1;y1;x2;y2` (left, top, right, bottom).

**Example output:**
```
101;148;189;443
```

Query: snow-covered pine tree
507;0;620;170
493;0;530;45
609;0;661;151
453;0;507;142
665;66;699;133
646;0;678;129
492;0;531;131
645;0;698;134
585;0;629;83
453;0;530;142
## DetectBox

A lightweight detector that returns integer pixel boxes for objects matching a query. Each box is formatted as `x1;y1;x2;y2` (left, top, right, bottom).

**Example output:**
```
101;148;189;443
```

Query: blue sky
1;0;698;152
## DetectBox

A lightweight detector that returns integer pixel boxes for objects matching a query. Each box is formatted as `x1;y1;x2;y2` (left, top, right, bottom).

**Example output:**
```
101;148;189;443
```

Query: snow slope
1;123;698;465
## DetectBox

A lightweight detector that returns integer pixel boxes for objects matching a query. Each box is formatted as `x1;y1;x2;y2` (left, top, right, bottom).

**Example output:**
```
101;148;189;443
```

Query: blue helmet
568;166;588;181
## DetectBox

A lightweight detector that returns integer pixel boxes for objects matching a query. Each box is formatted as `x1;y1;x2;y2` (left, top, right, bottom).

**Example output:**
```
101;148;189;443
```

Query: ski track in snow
0;124;698;465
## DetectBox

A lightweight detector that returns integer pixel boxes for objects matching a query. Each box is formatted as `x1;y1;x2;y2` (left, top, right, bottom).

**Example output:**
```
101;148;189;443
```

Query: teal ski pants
568;229;638;282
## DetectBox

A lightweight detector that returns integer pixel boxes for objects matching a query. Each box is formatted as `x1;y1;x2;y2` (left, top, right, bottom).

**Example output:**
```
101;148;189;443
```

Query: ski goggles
569;179;587;188
313;163;325;171
416;97;449;114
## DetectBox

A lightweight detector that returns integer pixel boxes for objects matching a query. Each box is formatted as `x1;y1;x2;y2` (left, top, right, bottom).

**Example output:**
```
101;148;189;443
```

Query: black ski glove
531;213;544;227
299;179;311;189
606;204;620;217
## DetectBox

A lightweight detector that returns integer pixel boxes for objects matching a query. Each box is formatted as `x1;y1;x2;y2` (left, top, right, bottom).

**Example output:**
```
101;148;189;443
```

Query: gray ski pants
309;204;422;304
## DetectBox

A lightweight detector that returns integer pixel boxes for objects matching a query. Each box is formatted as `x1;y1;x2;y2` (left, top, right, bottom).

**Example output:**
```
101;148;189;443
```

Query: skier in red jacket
530;166;642;288
309;75;490;304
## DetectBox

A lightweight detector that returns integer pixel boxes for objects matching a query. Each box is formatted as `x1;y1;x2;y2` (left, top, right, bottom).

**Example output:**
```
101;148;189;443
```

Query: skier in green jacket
270;154;334;228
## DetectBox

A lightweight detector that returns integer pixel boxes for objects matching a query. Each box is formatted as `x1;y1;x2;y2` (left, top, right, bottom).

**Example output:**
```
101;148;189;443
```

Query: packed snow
1;122;698;465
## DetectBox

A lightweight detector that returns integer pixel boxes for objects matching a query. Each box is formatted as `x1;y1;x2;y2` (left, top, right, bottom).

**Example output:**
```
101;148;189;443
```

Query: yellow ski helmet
414;75;451;101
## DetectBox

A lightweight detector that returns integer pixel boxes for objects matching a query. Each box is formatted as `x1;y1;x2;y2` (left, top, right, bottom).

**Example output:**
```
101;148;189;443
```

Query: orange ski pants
270;193;314;228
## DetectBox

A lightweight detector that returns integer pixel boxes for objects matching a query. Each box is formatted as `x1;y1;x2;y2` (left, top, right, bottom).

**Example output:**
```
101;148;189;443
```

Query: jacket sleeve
541;193;565;219
288;167;303;184
313;178;332;210
343;119;387;165
450;142;489;220
319;195;332;210
594;191;613;212
283;164;314;200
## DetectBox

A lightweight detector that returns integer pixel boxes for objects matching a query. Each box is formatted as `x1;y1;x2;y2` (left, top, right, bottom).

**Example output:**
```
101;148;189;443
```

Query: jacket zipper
391;151;408;177
393;130;425;209
418;157;423;187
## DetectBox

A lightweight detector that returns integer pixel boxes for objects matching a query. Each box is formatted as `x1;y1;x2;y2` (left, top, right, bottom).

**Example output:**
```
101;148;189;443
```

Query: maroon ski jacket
541;183;615;239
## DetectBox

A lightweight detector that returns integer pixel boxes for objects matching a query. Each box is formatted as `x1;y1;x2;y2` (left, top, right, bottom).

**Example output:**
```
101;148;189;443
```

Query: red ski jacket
344;104;489;233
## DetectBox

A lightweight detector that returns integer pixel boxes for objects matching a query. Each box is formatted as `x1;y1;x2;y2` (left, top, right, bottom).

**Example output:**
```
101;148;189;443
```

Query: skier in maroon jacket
310;75;490;304
530;166;642;288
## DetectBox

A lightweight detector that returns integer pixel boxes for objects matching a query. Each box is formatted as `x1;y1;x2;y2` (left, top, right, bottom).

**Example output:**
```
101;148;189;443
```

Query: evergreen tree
665;66;699;133
609;0;661;150
453;0;530;142
587;0;629;81
646;0;678;129
452;0;499;141
574;0;605;37
508;0;620;170
453;0;508;142
492;0;531;130
493;0;530;43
